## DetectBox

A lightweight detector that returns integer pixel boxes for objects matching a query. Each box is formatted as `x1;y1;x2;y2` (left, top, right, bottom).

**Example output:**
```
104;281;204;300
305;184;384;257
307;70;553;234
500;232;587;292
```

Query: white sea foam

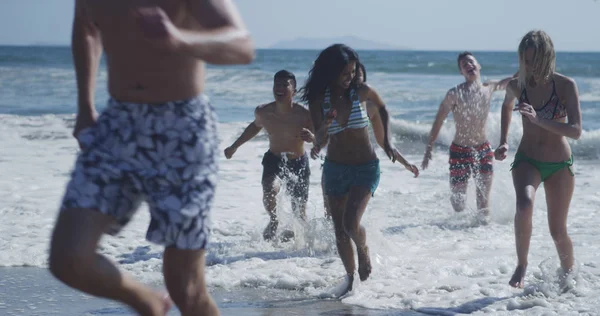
1;113;600;314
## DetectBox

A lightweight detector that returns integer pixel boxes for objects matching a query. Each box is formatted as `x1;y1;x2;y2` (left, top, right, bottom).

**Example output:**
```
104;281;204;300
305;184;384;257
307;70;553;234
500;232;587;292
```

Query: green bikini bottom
510;152;574;182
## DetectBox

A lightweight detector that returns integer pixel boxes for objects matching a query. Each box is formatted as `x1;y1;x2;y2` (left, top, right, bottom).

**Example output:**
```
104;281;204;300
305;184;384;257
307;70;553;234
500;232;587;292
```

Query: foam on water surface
1;114;600;314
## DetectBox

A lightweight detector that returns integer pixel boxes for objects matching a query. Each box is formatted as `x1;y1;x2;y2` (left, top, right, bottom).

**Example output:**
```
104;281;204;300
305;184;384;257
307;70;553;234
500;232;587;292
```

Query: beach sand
0;267;426;316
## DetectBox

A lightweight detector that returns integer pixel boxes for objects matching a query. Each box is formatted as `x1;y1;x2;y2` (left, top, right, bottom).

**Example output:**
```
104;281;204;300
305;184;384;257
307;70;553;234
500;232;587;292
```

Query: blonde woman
495;30;582;288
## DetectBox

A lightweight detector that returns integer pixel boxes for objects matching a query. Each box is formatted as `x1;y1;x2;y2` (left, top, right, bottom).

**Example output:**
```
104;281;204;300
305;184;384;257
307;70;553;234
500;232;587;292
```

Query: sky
0;0;598;51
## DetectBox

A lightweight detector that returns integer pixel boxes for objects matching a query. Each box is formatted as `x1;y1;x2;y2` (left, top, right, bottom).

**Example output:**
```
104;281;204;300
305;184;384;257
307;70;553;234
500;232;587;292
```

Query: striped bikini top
519;79;567;120
322;88;369;135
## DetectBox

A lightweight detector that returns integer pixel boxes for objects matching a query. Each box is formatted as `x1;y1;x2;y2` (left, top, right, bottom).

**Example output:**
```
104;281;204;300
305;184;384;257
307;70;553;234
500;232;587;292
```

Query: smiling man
421;52;516;219
224;70;314;240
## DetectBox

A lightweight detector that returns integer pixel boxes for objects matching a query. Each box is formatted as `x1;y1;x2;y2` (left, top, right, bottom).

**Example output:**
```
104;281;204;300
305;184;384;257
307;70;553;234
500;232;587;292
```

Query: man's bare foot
159;294;173;316
357;245;372;281
474;210;490;226
509;265;526;288
263;218;278;241
139;289;173;316
280;229;295;242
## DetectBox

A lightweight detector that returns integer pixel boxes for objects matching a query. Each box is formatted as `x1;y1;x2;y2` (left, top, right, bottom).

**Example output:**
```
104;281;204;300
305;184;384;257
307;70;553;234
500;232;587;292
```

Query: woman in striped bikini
322;61;367;220
301;44;419;295
495;30;583;289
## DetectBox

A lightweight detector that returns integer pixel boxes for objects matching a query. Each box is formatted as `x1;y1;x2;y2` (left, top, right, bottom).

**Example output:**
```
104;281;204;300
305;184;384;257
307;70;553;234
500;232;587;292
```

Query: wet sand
0;267;424;315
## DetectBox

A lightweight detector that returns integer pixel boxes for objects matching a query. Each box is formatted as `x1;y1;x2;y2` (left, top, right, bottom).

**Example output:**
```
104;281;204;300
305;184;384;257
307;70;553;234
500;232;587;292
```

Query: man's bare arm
72;0;103;114
229;121;262;150
425;91;454;148
299;108;316;143
421;91;453;169
309;100;329;149
184;0;255;64
490;71;519;92
229;107;264;149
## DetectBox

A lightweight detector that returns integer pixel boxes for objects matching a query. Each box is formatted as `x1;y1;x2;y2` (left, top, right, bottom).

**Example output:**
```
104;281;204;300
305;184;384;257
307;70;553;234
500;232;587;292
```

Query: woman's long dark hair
358;62;367;83
299;44;361;105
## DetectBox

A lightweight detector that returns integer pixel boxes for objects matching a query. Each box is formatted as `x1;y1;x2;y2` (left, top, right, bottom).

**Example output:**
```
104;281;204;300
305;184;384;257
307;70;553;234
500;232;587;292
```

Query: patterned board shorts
448;141;494;185
60;95;218;250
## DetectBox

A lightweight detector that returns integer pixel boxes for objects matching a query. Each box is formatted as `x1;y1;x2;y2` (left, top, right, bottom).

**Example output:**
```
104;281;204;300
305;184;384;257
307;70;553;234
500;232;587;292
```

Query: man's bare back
255;102;312;159
81;0;251;103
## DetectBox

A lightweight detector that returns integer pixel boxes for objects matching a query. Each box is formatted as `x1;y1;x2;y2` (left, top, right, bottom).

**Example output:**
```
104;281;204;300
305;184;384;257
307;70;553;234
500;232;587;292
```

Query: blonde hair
517;30;556;89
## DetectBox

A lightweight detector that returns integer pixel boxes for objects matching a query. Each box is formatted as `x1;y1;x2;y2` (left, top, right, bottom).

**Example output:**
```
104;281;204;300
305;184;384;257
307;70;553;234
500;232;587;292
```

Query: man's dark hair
274;69;296;88
457;51;474;69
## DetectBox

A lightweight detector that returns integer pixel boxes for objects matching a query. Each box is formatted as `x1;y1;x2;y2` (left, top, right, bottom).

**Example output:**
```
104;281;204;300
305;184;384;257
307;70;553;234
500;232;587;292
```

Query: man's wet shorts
448;141;494;185
262;150;310;203
60;95;218;250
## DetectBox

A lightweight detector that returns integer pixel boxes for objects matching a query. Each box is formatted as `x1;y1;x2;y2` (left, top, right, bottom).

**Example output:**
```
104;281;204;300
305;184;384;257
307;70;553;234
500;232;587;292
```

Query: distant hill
269;35;409;51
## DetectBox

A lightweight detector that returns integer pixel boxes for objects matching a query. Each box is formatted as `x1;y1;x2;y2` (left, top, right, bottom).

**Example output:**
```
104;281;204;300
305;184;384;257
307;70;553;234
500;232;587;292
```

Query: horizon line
0;44;598;53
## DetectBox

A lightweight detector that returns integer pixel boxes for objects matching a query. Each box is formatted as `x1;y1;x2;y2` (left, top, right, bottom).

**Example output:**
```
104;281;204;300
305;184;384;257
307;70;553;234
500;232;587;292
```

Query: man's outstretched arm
422;90;454;169
490;71;519;91
224;107;263;158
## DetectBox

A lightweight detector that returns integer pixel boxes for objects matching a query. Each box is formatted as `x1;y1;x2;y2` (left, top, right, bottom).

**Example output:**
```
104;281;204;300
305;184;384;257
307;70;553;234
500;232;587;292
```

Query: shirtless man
224;70;314;241
48;1;254;316
422;52;515;217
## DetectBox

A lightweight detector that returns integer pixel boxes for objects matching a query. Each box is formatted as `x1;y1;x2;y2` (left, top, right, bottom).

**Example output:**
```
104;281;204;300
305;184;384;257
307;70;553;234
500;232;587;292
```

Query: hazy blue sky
0;0;598;51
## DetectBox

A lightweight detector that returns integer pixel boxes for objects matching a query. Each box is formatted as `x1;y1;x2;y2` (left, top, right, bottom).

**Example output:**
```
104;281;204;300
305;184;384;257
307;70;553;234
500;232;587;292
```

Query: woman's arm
495;80;518;161
364;86;419;177
520;78;582;140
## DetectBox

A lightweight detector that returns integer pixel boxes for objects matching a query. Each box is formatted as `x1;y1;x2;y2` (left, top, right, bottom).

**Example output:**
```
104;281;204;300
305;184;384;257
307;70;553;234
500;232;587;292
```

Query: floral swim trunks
60;95;218;250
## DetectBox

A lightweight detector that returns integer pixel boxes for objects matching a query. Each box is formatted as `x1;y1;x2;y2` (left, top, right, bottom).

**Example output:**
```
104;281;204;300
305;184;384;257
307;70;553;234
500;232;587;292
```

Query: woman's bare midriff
517;117;572;162
326;129;377;165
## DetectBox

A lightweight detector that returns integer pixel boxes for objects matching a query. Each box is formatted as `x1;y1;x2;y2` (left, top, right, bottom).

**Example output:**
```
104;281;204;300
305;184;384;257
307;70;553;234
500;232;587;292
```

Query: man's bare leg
262;175;280;240
450;181;468;212
289;180;309;222
291;197;307;221
49;209;171;316
163;248;219;316
283;194;307;242
475;172;493;220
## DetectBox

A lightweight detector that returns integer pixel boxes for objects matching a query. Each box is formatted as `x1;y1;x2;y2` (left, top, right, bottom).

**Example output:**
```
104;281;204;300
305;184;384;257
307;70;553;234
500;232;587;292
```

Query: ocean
0;46;599;315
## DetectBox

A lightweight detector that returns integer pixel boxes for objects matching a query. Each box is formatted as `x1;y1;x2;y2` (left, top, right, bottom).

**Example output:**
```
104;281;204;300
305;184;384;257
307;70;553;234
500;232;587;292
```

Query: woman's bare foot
338;273;354;298
509;265;527;288
357;245;372;281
